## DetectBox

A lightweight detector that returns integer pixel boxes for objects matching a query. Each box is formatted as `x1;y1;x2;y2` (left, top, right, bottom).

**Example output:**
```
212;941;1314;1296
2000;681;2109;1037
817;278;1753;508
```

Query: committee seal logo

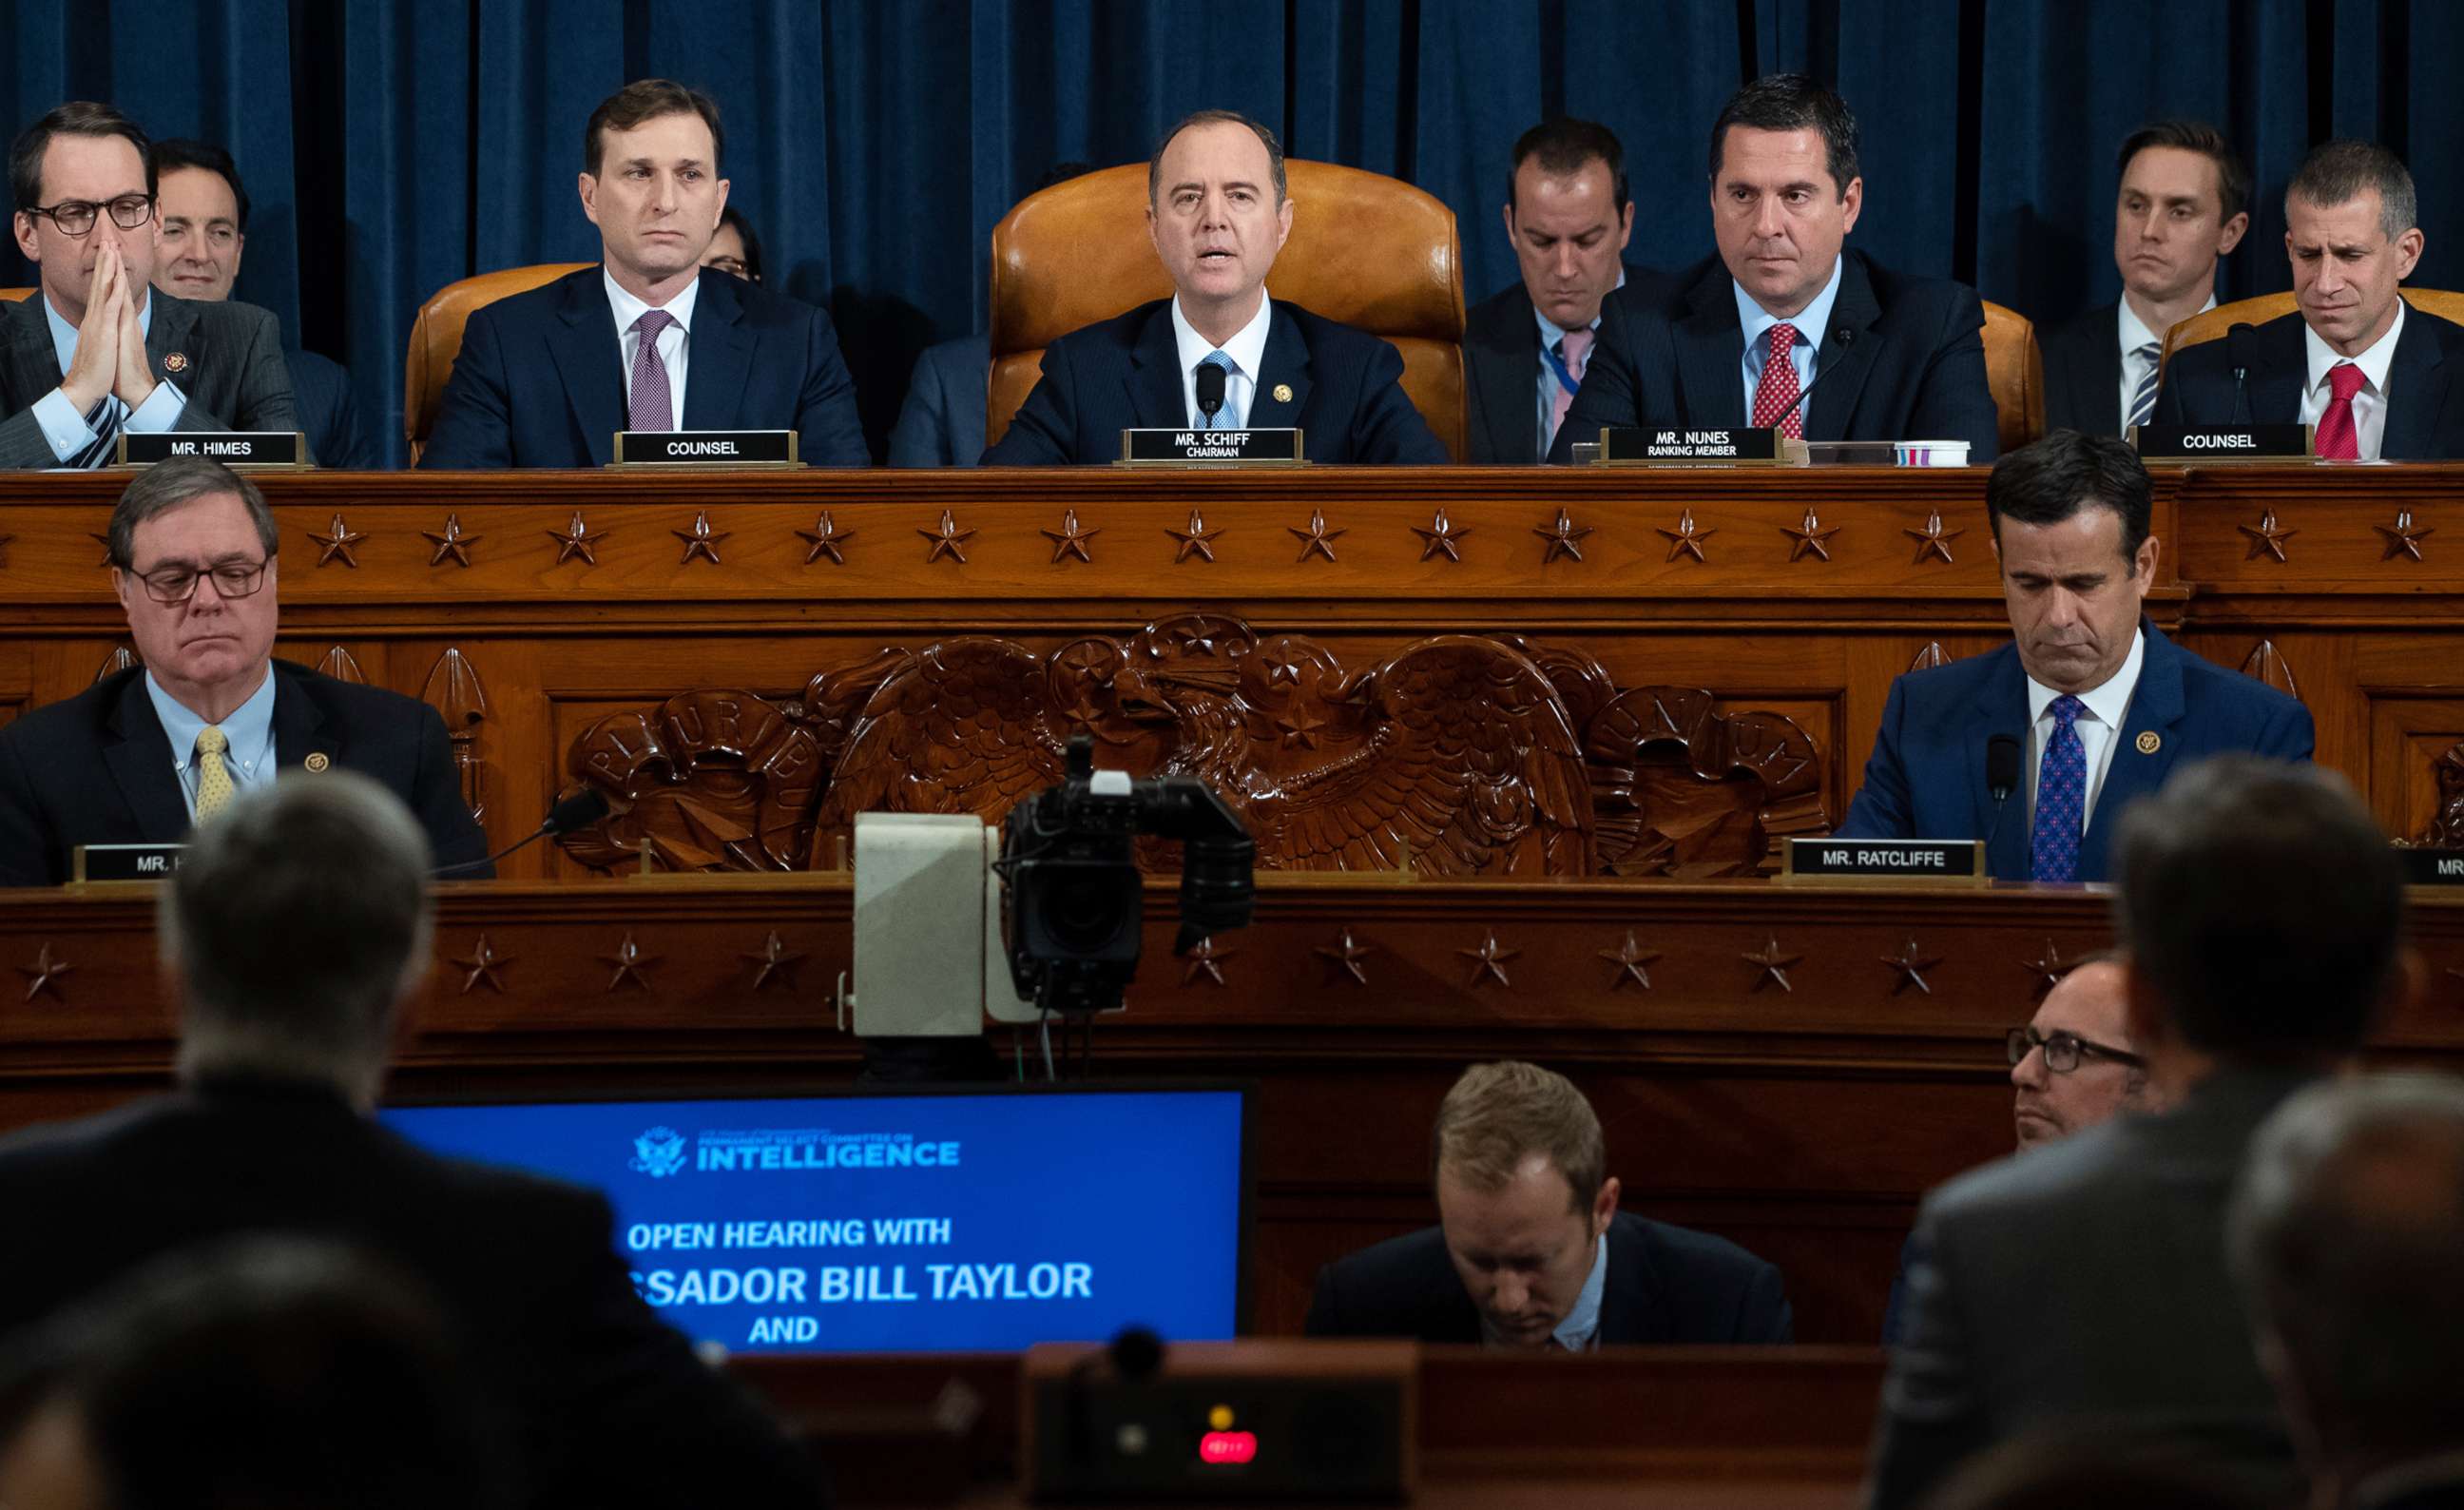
628;1126;689;1178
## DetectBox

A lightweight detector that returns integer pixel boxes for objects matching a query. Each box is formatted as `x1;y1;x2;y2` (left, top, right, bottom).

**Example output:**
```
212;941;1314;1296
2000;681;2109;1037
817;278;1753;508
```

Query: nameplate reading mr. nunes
610;430;799;467
2130;424;2313;460
1602;426;1783;464
118;432;303;468
1780;837;1989;887
1118;428;1305;466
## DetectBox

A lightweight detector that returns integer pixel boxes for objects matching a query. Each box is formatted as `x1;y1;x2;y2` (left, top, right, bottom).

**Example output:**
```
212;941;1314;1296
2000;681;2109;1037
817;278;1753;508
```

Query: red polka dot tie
1752;322;1803;438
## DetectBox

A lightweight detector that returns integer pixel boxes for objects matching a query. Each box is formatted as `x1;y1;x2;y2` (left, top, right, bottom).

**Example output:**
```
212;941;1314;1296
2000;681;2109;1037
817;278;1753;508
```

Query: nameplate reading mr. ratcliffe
118;432;303;468
71;842;185;883
2130;424;2313;460
609;430;799;467
1601;426;1783;465
2399;848;2464;886
1117;428;1305;466
1779;837;1988;887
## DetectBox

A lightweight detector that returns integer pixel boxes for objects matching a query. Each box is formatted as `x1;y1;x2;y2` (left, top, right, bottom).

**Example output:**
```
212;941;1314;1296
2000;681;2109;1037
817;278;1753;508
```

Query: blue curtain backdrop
3;0;2453;463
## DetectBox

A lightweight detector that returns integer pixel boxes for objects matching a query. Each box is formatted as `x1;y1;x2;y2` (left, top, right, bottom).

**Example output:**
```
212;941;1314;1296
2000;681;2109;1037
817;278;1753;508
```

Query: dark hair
1708;73;1858;195
583;78;724;177
147;137;249;232
2287;139;2417;242
716;204;763;282
107;456;278;569
2115;119;2249;225
2113;757;2404;1063
1507;117;1629;219
1984;429;2154;563
1148;109;1285;206
10;101;154;216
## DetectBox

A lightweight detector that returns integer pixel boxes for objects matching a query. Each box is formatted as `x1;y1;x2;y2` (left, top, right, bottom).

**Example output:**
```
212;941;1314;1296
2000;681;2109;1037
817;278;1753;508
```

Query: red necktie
2314;361;2364;460
1752;322;1803;437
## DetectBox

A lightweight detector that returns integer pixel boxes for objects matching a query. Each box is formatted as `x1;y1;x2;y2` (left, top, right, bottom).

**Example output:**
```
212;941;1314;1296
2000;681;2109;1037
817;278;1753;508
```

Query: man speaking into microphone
1549;75;1999;461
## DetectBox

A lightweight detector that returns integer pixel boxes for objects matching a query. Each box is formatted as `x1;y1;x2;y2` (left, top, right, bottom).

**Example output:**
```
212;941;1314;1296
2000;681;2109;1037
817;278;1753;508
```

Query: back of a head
2285;140;2416;242
2112;757;2402;1062
1433;1060;1605;1208
1985;429;2152;560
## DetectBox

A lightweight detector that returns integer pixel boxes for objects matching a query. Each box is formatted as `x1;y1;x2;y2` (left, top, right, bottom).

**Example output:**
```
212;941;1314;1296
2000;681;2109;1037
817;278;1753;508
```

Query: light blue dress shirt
144;668;277;821
1531;269;1627;456
1551;1230;1609;1351
1734;257;1844;422
31;293;188;463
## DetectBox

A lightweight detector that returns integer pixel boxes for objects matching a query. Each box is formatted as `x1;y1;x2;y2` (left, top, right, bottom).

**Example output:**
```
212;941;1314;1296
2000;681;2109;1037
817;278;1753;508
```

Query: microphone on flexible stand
433;789;614;879
1194;360;1227;428
1981;734;2025;873
2225;322;2258;427
1761;325;1858;436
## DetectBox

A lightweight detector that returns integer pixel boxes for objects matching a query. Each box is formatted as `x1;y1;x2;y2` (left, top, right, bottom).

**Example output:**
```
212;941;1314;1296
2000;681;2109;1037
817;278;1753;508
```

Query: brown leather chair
0;288;33;302
1980;299;2043;454
402;262;593;463
988;161;1465;459
2161;288;2464;368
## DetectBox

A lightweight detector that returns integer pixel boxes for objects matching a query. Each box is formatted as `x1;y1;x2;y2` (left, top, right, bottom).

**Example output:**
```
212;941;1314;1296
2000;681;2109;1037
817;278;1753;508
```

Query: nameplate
71;842;185;883
607;430;799;467
1600;426;1784;465
1777;837;1988;887
2399;847;2464;886
2131;424;2314;460
1116;428;1305;466
117;432;305;469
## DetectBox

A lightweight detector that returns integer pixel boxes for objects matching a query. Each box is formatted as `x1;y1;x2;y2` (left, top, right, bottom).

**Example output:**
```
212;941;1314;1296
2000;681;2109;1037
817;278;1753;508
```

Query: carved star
1742;935;1802;993
797;512;855;565
1534;506;1594;564
1658;508;1716;563
16;940;72;1003
90;532;113;567
1180;936;1238;987
1904;510;1964;565
450;935;514;995
1880;938;1945;997
1165;509;1222;564
1262;656;1303;687
1412;508;1471;562
674;510;729;565
311;513;366;568
547;511;606;565
2239;509;2298;563
1275;707;1327;749
2376;509;2435;563
1314;927;1376;985
1599;930;1661;991
1782;508;1839;563
1289;508;1345;563
1164;622;1219;655
919;509;974;565
2022;939;2073;997
1041;508;1100;564
422;513;480;568
741;931;806;993
1458;931;1520;988
599;932;663;992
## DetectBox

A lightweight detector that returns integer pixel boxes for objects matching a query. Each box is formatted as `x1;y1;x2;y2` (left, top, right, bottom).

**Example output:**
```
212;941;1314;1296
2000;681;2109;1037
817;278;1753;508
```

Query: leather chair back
1980;300;2043;454
2161;289;2464;368
989;160;1465;459
0;288;33;302
403;262;593;462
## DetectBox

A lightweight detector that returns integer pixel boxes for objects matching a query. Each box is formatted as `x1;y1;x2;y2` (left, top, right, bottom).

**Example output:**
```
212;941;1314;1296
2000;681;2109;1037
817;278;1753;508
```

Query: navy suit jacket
887;333;989;467
419;266;866;469
1462;263;1665;464
2039;301;2124;437
286;346;377;470
981;298;1447;465
1549;251;2000;462
1303;1210;1793;1345
2149;305;2464;458
1834;622;2313;882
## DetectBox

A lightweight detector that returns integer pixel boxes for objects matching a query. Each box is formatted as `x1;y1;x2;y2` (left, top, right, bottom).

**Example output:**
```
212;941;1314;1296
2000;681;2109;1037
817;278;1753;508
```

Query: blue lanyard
1542;337;1585;397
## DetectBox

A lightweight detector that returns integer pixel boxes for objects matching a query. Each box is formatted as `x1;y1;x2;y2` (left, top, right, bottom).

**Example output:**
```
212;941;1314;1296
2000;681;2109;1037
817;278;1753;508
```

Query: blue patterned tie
2127;341;2162;433
2031;695;2087;882
1199;350;1241;430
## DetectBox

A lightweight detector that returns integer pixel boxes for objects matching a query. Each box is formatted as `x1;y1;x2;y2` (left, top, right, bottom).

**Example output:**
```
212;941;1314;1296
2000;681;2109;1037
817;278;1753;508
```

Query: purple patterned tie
628;308;677;432
2030;695;2087;882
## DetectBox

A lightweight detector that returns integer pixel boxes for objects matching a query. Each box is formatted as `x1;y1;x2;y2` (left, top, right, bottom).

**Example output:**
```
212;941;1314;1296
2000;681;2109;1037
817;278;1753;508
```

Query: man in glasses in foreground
0;458;488;883
2;103;296;469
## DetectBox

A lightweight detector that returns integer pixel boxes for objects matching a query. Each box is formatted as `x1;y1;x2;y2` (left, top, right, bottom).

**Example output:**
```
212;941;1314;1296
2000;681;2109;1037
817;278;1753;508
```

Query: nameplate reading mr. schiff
2130;424;2313;460
118;432;304;468
609;430;799;467
2399;848;2464;887
71;842;185;883
1601;426;1785;465
1117;428;1305;466
1779;837;1988;887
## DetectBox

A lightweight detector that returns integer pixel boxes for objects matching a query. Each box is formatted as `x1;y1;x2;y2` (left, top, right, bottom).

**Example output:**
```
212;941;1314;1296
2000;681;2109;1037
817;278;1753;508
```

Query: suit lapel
1970;649;2035;881
142;291;201;397
1673;270;1749;428
1803;253;1882;443
679;275;753;430
2079;622;2186;880
1594;1219;1663;1344
2082;306;2124;435
2249;318;2308;427
100;672;196;841
2379;306;2450;459
1125;302;1192;430
1;295;67;403
548;270;628;460
1473;289;1539;461
1246;303;1309;430
268;664;340;773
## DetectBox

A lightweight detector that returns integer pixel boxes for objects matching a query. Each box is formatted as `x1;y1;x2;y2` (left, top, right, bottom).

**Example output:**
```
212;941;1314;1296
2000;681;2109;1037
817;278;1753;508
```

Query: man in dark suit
2153;141;2464;458
0;773;830;1510
1464;118;1659;464
146;137;375;468
1550;75;1997;463
889;334;990;466
0;458;487;885
984;109;1444;465
1834;431;2311;882
2040;122;2250;437
1306;1061;1791;1347
421;79;865;469
2;103;296;470
1867;757;2410;1509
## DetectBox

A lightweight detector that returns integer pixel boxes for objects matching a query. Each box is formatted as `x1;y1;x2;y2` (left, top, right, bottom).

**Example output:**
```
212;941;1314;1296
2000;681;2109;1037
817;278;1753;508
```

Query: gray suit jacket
887;333;990;467
0;289;298;469
1866;1067;2315;1510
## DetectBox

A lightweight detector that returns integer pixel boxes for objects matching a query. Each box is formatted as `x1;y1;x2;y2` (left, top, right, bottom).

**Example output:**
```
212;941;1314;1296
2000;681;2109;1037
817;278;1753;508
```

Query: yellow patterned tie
194;726;234;823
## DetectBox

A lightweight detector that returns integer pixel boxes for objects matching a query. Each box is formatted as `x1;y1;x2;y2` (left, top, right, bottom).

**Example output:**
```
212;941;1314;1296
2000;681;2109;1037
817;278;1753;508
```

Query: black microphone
1761;325;1857;435
1982;734;2024;862
2225;322;2258;427
1193;360;1226;427
433;788;612;879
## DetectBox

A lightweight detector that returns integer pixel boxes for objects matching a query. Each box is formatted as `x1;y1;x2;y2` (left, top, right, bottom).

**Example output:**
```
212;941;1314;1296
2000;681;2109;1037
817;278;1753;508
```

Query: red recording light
1198;1430;1258;1465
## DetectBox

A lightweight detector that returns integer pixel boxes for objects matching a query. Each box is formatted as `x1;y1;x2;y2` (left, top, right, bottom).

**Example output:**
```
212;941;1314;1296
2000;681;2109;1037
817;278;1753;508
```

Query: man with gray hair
2153;139;2464;457
2231;1074;2464;1510
0;774;830;1509
0;455;486;884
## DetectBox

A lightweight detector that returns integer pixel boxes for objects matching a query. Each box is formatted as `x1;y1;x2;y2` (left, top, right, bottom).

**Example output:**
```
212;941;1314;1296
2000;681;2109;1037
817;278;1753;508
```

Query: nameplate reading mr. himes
118;432;302;468
1118;427;1305;466
1780;837;1988;886
1603;426;1781;464
610;430;799;466
2130;424;2313;460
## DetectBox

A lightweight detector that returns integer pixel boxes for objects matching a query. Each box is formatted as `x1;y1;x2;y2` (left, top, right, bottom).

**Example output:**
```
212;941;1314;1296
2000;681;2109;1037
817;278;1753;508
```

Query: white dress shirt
2024;628;2146;835
2299;299;2404;459
2115;295;2212;435
30;293;189;462
144;668;277;821
1170;289;1273;429
605;268;701;425
1735;257;1844;419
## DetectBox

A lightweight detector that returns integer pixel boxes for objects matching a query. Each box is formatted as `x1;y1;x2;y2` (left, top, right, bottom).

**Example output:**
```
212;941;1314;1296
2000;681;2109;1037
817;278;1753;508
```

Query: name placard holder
2131;424;2315;460
1116;428;1306;467
607;430;800;468
2399;847;2464;887
71;842;186;883
117;432;306;469
1777;837;1989;888
1599;426;1796;466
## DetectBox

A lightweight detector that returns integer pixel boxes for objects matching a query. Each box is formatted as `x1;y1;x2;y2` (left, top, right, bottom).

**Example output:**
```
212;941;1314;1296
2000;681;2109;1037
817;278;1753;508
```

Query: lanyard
1542;336;1586;398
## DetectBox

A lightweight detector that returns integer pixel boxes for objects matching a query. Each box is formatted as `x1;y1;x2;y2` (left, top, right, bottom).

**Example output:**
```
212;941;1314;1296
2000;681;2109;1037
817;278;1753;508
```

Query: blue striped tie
1199;350;1241;430
2127;342;2162;434
74;396;125;469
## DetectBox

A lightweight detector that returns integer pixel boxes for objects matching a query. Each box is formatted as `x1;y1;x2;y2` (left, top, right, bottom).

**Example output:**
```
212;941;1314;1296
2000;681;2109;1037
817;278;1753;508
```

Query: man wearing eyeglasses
2007;957;2161;1149
0;458;488;885
2;102;297;470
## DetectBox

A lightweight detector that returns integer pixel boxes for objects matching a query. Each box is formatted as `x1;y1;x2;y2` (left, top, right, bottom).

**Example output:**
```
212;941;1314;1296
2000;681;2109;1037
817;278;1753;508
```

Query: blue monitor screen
380;1086;1247;1354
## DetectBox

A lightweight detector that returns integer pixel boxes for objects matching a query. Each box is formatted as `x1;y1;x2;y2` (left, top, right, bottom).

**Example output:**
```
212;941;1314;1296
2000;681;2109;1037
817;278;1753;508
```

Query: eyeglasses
126;558;269;606
2007;1025;2147;1074
25;193;155;238
704;256;751;278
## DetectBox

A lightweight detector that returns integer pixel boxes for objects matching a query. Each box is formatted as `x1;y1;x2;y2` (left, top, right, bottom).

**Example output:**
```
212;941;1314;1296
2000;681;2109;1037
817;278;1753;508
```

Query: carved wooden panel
2424;744;2464;846
2367;697;2464;844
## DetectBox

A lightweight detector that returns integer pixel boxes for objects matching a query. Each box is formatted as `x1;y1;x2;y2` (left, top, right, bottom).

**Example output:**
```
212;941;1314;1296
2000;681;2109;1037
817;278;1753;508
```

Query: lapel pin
1272;383;1293;403
163;352;188;374
2135;731;2161;755
303;752;332;773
